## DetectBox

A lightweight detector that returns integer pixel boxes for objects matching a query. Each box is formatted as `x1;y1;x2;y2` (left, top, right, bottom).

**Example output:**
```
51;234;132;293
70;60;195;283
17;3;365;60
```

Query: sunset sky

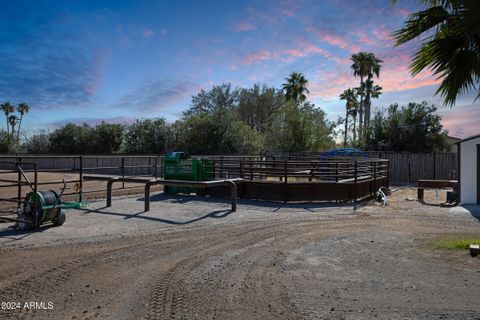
0;0;478;138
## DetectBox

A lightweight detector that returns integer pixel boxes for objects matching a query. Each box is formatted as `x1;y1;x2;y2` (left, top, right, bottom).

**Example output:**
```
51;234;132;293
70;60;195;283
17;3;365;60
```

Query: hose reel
17;190;66;230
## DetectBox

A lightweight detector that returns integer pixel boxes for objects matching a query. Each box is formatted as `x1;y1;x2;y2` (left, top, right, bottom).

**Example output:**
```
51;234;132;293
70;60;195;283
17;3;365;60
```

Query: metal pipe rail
144;178;243;212
84;176;243;212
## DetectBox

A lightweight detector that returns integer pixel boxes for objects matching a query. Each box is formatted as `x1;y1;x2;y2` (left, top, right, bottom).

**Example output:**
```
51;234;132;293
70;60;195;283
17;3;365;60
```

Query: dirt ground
0;187;480;320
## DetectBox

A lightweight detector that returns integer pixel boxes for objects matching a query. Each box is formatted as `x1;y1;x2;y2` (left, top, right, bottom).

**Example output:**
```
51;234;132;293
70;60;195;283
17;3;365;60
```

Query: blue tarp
321;148;368;158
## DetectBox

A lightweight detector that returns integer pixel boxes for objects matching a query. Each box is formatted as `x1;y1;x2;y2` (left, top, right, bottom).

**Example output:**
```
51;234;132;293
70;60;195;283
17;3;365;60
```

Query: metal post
121;156;125;189
283;160;288;204
33;164;38;228
154;156;158;180
433;152;436;180
335;161;339;183
17;157;21;209
144;183;151;211
79;155;83;202
239;160;243;178
107;180;114;207
387;160;390;188
221;155;224;179
373;161;377;198
353;160;358;209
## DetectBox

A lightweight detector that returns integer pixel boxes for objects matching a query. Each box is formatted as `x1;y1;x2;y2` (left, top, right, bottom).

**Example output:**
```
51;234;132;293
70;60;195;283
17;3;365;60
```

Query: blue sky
0;0;478;138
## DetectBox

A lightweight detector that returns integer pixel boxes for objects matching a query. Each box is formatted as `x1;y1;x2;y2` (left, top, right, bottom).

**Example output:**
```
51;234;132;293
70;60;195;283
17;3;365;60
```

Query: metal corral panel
205;177;388;203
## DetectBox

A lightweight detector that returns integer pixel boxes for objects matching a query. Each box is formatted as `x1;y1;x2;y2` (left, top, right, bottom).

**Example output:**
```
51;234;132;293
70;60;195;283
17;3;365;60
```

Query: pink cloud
319;34;349;49
241;50;276;65
233;21;257;32
284;48;307;57
356;32;377;46
439;105;480;138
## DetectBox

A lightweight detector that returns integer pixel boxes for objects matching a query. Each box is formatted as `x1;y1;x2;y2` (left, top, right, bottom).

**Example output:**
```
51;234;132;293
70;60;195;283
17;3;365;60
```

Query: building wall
460;137;480;204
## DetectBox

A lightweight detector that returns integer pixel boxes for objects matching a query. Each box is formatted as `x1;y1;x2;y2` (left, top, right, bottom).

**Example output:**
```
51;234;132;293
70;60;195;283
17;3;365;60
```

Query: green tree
267;101;335;152
23;130;51;154
1;102;14;135
16;102;30;140
339;88;358;147
175;110;263;155
94;122;124;154
49;124;95;154
393;0;480;105
282;72;310;105
185;83;240;116
123;118;171;154
237;84;284;132
365;101;449;152
350;52;383;138
0;130;19;153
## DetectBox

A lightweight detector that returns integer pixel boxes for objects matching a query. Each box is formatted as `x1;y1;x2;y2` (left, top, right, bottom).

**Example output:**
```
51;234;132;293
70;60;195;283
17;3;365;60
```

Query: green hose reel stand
16;180;86;230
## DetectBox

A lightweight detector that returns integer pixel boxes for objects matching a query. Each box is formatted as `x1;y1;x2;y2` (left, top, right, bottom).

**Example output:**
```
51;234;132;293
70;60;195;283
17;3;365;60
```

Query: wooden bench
417;180;458;201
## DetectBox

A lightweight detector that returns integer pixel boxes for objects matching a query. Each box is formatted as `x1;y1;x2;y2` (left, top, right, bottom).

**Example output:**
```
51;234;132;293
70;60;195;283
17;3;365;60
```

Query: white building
457;134;480;204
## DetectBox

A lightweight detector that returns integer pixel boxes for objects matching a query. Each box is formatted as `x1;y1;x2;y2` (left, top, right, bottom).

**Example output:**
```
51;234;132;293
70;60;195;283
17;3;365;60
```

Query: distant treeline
1;83;450;155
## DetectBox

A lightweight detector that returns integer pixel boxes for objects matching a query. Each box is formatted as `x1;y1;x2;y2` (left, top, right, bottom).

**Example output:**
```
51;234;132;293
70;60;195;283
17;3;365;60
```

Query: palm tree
16;102;30;140
339;88;358;147
282;72;310;105
351;52;382;137
392;0;480;105
0;102;14;135
359;79;382;129
8;115;18;138
350;105;358;144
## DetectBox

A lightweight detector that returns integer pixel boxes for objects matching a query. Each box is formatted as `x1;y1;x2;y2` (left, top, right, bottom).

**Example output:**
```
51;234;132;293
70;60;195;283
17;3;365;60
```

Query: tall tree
237;84;284;133
185;83;240;116
351;52;382;139
16;102;30;140
392;0;480;105
282;72;310;105
358;79;382;128
339;88;358;147
8;115;18;138
0;102;14;135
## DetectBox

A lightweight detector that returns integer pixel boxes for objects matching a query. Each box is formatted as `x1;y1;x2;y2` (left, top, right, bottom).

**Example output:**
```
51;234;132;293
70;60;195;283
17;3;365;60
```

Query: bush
123;118;171;154
365;102;449;152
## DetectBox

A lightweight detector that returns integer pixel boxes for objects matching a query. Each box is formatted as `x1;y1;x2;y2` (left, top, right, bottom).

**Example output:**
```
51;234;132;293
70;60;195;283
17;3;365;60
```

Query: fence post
373;161;377;198
33;164;38;228
121;156;125;189
283;160;288;203
17;156;21;209
387;159;390;188
239;160;243;178
79;156;83;202
335;161;339;183
154;156;158;180
354;160;358;209
433;152;436;180
221;155;224;179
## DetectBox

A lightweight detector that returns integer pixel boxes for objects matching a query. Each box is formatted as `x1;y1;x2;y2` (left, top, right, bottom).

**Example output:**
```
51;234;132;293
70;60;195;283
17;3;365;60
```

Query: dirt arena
0;187;479;320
